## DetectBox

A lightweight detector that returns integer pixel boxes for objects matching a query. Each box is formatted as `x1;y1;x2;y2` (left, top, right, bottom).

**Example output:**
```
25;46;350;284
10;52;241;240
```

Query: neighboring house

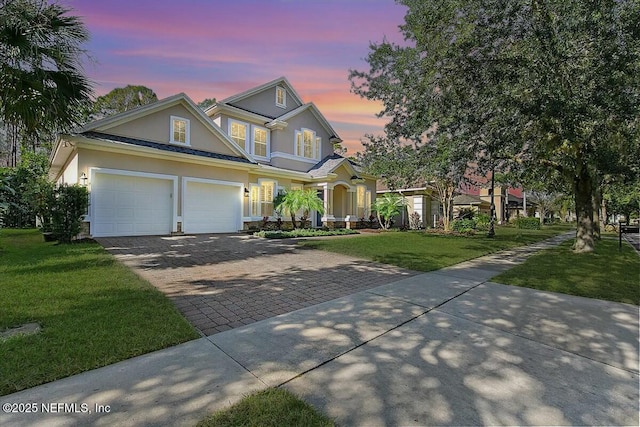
49;77;376;237
376;183;441;228
378;181;524;227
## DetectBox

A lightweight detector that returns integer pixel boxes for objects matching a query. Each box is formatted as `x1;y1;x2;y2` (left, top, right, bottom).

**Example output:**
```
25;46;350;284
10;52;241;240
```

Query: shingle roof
82;131;254;164
307;153;363;177
453;194;484;205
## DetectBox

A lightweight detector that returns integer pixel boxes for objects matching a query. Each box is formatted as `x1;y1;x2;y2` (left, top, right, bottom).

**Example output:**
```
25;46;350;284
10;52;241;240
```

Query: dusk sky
69;0;408;153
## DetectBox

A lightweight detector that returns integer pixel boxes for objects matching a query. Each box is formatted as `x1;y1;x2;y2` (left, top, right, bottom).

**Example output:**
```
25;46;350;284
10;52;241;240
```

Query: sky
68;0;408;154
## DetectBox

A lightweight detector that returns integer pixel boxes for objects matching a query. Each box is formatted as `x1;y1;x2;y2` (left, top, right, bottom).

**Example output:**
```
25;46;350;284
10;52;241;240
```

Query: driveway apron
96;234;420;336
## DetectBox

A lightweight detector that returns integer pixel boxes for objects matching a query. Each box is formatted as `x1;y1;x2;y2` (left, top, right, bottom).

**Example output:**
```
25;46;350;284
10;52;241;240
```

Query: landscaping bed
0;229;199;396
254;228;360;239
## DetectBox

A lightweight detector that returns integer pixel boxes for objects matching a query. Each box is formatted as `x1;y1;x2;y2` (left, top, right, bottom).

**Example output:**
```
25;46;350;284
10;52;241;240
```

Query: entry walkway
1;232;638;426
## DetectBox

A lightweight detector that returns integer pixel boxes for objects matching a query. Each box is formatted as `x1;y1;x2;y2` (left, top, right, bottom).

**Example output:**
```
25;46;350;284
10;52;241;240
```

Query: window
276;86;286;108
170;116;190;145
229;120;247;148
250;180;277;217
253;126;268;158
294;129;321;160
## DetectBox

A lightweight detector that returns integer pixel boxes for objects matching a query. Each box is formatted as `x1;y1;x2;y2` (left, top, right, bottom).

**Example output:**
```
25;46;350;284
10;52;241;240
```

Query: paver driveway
97;234;419;335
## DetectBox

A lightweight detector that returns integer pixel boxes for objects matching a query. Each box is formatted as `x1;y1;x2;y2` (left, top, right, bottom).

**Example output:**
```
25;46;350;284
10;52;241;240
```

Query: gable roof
308;153;363;178
272;103;342;142
81;93;253;161
217;76;304;107
453;194;485;205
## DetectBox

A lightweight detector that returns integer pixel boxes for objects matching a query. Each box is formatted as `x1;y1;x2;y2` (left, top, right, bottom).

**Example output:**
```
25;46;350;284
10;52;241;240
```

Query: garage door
183;180;240;233
92;173;173;237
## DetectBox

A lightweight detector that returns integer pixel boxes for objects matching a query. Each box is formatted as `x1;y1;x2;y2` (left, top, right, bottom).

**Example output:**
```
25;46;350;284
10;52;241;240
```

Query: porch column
344;189;357;228
322;184;335;227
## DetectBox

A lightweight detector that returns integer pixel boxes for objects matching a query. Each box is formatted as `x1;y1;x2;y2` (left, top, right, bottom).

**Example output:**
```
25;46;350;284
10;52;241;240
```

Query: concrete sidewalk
1;232;638;426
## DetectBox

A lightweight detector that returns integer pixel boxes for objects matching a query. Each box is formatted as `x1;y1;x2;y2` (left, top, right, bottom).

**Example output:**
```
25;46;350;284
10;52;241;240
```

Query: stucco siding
230;86;301;118
103;104;239;157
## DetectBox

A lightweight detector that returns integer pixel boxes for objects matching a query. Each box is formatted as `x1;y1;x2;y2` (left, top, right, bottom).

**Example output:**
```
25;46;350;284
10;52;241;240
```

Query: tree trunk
592;186;602;240
290;213;297;229
574;168;595;252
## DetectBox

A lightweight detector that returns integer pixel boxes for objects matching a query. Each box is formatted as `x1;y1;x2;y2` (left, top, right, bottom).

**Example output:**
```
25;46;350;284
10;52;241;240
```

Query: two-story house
48;77;376;237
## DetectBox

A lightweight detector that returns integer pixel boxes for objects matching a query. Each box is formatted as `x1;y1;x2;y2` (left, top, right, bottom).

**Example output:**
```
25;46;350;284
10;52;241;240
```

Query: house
48;77;376;237
377;181;522;227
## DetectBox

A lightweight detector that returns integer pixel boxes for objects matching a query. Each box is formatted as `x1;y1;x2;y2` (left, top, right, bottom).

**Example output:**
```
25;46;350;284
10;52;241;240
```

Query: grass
0;229;199;396
299;224;573;272
197;388;334;427
493;238;639;305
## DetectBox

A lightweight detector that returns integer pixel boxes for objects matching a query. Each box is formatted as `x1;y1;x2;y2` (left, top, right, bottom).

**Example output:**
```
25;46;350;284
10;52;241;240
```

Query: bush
51;184;89;243
515;217;541;230
475;213;491;231
451;218;476;233
409;212;422;230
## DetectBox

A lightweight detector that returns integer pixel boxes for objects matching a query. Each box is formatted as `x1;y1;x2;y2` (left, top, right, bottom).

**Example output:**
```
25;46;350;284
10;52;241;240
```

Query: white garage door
92;173;173;237
183;181;240;233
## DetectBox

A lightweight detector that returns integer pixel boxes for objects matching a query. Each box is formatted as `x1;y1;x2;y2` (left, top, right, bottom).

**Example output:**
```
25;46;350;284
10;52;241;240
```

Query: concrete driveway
97;234;419;335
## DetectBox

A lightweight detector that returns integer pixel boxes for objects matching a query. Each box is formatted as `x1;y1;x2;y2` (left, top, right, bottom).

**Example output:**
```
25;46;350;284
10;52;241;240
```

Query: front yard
0;229;199;396
300;224;573;271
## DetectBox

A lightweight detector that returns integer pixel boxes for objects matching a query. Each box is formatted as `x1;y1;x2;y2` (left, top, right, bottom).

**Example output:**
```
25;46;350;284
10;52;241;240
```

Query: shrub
456;207;476;219
409;212;422;230
451;218;476;233
515;217;541;230
51;184;89;243
475;213;490;231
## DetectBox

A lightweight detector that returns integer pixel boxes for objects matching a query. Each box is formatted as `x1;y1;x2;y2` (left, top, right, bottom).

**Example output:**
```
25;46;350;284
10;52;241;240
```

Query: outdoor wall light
80;172;88;186
244;188;250;197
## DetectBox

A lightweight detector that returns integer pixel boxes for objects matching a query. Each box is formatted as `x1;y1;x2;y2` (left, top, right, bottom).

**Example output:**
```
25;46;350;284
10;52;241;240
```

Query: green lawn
0;229;199;396
493;238;639;305
197;388;334;427
300;225;573;271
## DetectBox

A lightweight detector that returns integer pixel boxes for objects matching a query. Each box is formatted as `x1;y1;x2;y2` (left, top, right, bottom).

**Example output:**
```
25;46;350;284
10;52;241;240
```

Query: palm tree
0;0;93;165
373;193;405;230
276;189;325;229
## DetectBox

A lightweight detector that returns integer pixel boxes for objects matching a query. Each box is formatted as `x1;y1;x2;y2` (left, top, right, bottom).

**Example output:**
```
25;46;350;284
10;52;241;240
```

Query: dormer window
276;86;286;108
170;116;190;145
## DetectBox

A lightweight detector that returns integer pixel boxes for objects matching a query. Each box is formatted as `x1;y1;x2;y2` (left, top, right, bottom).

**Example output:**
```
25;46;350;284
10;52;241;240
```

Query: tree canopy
0;0;93;166
91;85;158;119
350;0;639;252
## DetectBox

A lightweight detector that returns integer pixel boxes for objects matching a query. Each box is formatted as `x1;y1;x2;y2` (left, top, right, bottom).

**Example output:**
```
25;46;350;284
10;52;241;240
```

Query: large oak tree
350;0;639;252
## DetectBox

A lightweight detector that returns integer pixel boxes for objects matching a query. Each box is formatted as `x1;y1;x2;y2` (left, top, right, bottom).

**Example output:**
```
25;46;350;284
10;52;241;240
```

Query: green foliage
276;189;324;229
91;85;157;119
197;97;217;110
254;228;359;239
475;213;491;231
451;219;476;234
372;193;405;230
0;152;50;228
0;0;93;164
351;0;640;252
456;207;476;220
51;184;89;243
515;217;541;230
